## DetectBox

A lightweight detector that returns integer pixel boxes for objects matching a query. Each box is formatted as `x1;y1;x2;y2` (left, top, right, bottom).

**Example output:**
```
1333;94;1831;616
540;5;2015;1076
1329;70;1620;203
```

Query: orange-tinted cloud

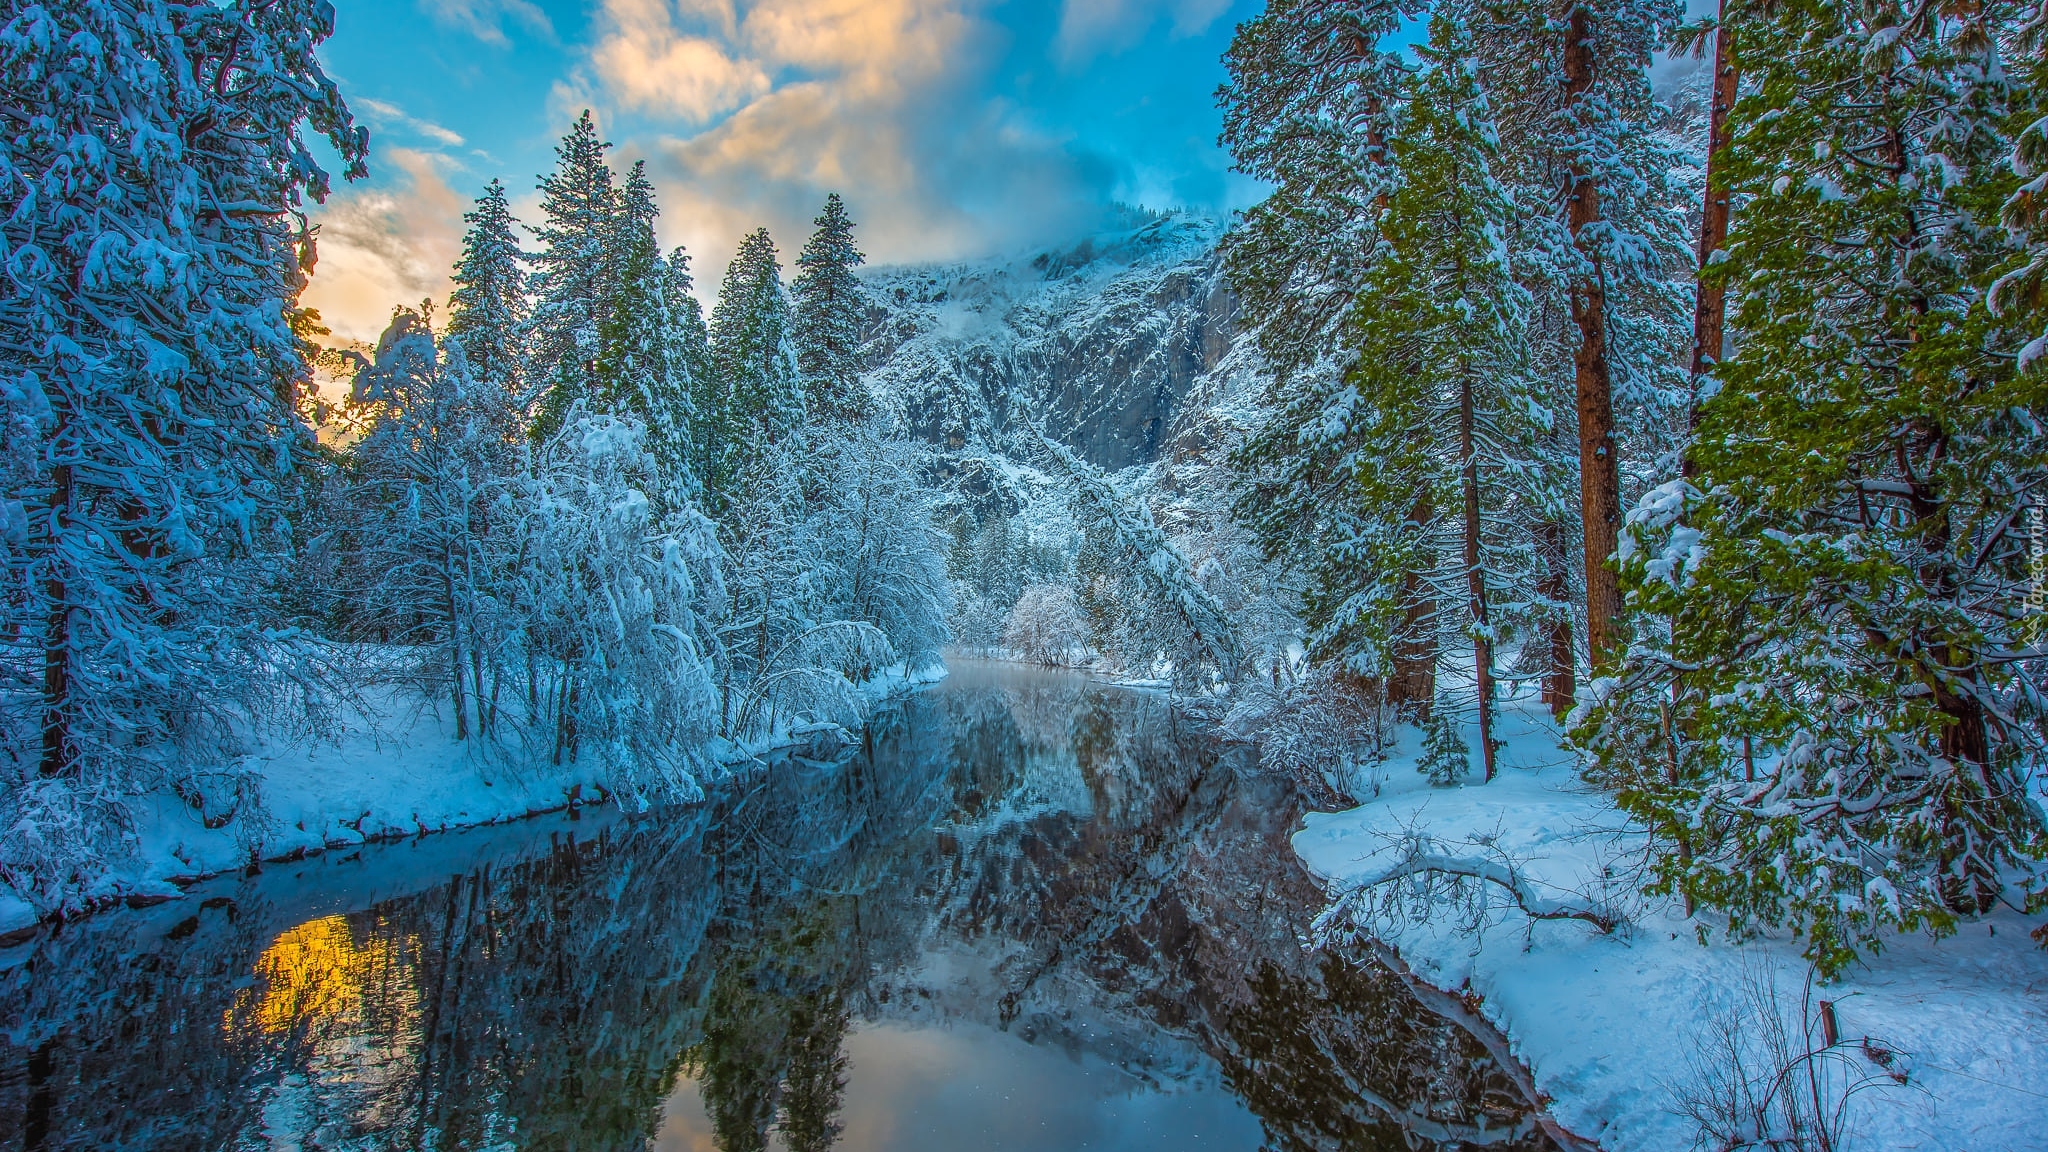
301;148;467;345
587;0;1120;295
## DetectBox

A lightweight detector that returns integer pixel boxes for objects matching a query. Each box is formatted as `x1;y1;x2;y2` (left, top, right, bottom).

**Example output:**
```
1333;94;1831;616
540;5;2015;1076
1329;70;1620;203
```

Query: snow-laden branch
1317;826;1625;937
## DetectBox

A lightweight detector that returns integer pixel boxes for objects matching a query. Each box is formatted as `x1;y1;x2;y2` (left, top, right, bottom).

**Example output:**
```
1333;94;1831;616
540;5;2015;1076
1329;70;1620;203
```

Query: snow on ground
1293;690;2048;1152
0;662;948;939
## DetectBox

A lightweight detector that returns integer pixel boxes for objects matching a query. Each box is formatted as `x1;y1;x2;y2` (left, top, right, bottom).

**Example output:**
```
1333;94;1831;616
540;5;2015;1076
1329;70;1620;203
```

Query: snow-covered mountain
857;209;1256;475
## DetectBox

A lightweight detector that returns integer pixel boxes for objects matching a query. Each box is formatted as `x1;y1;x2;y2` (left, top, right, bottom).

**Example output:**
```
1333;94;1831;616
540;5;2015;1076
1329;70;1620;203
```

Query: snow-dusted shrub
1004;585;1086;666
1672;963;1910;1152
1225;670;1386;809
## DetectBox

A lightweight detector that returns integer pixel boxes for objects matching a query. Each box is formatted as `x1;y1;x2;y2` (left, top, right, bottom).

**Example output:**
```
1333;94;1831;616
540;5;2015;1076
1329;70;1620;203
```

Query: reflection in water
0;661;1553;1151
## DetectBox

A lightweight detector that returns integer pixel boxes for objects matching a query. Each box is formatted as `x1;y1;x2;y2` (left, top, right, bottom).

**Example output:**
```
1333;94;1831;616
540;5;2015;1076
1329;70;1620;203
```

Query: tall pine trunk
1459;366;1497;782
1389;490;1439;718
1686;15;1738;472
40;464;74;778
1564;4;1623;668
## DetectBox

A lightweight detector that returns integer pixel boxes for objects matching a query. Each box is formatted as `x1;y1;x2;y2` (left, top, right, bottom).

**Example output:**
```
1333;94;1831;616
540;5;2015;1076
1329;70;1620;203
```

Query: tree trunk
1685;16;1738;479
1536;512;1576;718
1388;490;1438;719
443;551;469;741
1460;370;1497;782
40;464;74;779
1564;4;1623;668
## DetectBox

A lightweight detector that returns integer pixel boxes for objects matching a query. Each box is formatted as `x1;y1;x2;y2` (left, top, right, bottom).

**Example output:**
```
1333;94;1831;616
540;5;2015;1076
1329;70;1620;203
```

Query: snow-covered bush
330;313;520;740
712;424;948;743
505;412;724;803
1004;584;1086;666
1225;670;1386;809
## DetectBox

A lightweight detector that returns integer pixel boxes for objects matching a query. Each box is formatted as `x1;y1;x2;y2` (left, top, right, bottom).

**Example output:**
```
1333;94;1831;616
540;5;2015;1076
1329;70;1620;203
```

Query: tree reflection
0;663;1555;1151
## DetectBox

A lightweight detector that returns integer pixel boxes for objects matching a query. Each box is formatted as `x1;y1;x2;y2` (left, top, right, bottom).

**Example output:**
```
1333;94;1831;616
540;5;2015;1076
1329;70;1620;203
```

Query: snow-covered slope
858;209;1245;474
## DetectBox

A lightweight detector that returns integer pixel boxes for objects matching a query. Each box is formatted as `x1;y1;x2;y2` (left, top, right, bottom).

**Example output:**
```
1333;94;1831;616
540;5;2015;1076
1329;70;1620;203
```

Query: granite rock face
859;211;1242;473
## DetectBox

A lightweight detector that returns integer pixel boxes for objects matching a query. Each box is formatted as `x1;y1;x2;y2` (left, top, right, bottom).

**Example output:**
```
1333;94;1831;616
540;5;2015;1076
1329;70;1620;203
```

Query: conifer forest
0;0;2043;1148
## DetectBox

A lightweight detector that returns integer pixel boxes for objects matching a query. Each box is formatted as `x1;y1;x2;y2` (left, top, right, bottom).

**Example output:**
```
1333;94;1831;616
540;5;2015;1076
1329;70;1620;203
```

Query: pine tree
792;194;872;424
706;228;804;493
1582;0;2048;974
446;179;528;392
1449;0;1694;698
0;0;367;909
1237;17;1542;778
593;162;695;499
528;111;616;438
1220;0;1437;712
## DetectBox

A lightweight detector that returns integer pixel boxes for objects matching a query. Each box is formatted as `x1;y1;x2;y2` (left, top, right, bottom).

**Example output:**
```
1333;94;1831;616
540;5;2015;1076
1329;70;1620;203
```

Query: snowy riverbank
1292;694;2048;1152
0;661;947;940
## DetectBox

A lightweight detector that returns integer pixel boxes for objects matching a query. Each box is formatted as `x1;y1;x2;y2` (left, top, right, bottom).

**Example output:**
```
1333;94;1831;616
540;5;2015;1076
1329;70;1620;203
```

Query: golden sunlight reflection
224;914;413;1038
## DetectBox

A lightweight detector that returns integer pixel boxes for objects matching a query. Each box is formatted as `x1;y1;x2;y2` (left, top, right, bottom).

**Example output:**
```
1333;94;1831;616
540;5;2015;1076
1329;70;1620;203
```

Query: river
0;660;1555;1151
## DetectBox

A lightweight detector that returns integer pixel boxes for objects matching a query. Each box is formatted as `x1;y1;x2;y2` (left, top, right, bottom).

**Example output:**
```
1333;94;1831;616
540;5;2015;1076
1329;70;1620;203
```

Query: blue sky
303;0;1271;342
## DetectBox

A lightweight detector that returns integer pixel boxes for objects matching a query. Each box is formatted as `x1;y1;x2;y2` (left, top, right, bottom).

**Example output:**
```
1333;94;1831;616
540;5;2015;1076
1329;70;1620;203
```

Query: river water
0;660;1553;1151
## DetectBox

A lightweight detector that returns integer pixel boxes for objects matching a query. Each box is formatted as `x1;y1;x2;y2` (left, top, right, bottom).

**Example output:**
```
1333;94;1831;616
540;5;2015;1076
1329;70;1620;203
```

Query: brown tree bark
1685;16;1738;479
1459;367;1498;782
1388;491;1439;719
1564;4;1623;669
1536;514;1576;717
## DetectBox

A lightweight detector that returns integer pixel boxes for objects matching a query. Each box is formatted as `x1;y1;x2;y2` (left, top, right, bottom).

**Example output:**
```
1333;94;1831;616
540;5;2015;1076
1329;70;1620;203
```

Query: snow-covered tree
527;111;616;439
507;411;724;803
1219;0;1436;710
663;244;713;448
1448;0;1695;693
593;162;695;502
1581;0;2048;973
338;311;520;741
1004;585;1086;666
0;0;366;910
1038;435;1240;689
704;228;803;503
1243;19;1544;779
446;179;528;393
801;427;950;673
1219;0;1422;387
792;194;872;424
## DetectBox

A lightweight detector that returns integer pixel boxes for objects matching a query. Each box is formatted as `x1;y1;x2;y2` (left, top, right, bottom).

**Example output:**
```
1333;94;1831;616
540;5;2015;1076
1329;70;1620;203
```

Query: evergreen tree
1237;18;1542;778
593;162;695;499
792;193;872;424
664;245;713;425
0;0;367;910
706;228;804;493
1220;0;1438;711
1582;0;2048;973
445;179;528;392
1448;0;1694;699
527;110;616;438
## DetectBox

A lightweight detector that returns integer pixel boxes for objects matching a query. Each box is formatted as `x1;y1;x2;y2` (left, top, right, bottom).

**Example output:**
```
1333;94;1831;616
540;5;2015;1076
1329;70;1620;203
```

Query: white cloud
1054;0;1231;63
417;0;554;46
353;96;467;148
301;149;468;345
